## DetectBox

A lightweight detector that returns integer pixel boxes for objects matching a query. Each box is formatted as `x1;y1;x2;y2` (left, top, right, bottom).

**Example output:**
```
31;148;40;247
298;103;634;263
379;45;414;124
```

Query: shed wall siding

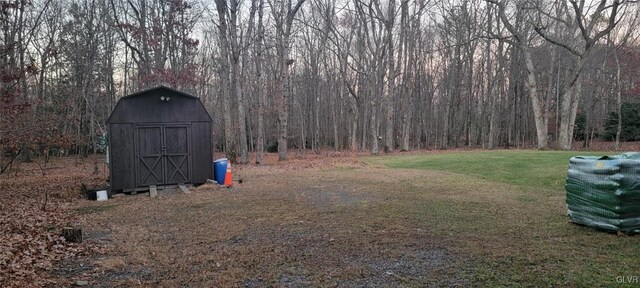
191;122;213;184
109;123;135;190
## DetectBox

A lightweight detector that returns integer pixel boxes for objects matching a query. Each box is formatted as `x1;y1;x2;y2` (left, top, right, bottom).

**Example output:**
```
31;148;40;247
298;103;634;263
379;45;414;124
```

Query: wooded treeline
1;0;639;168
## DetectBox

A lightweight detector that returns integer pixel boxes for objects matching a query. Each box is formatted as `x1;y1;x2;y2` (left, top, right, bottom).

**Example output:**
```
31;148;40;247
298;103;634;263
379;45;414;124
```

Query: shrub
603;102;640;141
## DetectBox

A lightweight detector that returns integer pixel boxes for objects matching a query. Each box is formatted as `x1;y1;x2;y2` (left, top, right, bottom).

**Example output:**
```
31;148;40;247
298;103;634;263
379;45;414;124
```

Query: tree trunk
332;76;340;150
523;49;548;149
370;100;379;154
62;226;83;243
229;0;248;164
491;1;548;149
399;0;410;152
383;0;396;153
214;0;237;162
350;100;359;152
312;56;320;151
276;33;289;160
255;0;265;164
272;0;306;161
557;57;586;150
613;45;622;151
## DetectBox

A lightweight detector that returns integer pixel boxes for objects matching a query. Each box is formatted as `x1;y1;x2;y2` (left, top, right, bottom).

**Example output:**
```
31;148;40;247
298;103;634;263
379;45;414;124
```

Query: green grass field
366;150;607;190
365;150;639;287
55;151;638;286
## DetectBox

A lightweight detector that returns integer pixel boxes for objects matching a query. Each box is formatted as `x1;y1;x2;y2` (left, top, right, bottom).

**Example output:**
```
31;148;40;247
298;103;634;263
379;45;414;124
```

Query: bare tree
607;6;639;150
214;0;237;163
530;0;627;149
4;0;640;169
487;0;548;149
268;0;307;160
255;0;266;164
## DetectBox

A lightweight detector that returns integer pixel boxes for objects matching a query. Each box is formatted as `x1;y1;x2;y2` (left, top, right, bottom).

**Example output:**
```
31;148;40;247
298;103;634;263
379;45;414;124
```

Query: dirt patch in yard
55;158;468;287
6;150;639;287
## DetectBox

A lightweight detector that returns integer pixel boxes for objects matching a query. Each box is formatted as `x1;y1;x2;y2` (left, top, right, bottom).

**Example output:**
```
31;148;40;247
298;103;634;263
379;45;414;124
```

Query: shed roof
106;86;212;124
120;85;200;100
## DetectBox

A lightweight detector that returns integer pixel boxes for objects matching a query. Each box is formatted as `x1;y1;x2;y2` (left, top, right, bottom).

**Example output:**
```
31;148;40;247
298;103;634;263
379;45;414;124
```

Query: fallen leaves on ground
0;155;107;287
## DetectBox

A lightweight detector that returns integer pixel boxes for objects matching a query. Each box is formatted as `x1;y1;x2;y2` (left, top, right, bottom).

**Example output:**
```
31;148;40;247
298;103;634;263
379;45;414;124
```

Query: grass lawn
365;150;639;287
365;150;607;190
36;150;638;287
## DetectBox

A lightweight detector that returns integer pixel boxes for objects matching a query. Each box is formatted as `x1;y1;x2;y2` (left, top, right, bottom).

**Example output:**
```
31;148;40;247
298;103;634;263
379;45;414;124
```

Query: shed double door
135;124;191;187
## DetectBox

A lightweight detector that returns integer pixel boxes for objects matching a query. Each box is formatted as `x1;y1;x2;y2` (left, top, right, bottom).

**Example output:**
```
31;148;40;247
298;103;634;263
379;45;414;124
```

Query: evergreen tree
603;103;640;141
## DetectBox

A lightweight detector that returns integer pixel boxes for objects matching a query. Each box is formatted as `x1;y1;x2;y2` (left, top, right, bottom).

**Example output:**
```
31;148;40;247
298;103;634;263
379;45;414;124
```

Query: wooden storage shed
106;86;213;192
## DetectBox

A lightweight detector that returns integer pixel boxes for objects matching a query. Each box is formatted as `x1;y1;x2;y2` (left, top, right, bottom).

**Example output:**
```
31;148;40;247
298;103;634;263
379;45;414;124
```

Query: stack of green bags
565;152;640;234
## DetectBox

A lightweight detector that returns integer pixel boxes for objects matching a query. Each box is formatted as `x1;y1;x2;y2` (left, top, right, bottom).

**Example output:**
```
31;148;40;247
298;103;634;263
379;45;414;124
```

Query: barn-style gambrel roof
107;85;212;124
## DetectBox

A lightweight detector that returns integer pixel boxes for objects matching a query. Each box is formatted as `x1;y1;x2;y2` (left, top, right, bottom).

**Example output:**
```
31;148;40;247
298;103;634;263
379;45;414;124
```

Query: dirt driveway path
59;158;467;287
